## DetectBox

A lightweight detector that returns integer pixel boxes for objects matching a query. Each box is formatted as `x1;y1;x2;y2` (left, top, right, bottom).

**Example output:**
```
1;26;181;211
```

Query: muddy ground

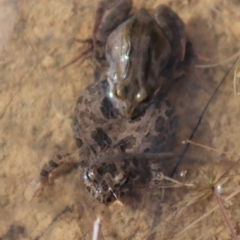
1;0;240;239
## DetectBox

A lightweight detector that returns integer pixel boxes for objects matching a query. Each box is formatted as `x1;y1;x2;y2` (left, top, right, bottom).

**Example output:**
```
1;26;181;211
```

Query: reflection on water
1;0;240;239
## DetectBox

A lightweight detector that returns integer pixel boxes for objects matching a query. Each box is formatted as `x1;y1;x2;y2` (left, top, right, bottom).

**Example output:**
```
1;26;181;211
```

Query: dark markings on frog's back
106;196;114;203
143;148;150;153
132;157;138;167
154;135;167;148
102;180;109;191
141;134;167;151
89;112;99;123
100;97;117;119
91;127;112;150
122;159;131;169
130;108;147;122
135;125;144;133
78;110;87;119
170;115;179;131
89;145;97;156
107;163;118;176
129;171;138;180
49;160;58;168
40;169;49;176
86;82;101;95
99;163;118;176
154;116;166;133
114;135;137;151
84;97;92;106
165;99;172;108
86;186;91;192
77;96;83;104
75;138;83;148
153;91;166;108
165;108;173;118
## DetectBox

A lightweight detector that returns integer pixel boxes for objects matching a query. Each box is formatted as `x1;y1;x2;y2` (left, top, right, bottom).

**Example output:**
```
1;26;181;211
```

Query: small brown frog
92;0;186;118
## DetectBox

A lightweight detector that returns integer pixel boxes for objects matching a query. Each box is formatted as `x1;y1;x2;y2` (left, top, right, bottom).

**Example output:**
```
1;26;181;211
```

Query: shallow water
1;0;240;239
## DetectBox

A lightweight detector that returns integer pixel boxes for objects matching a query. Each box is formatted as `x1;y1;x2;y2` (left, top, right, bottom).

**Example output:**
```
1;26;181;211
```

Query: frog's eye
135;88;148;103
115;85;127;100
115;85;128;100
115;88;123;99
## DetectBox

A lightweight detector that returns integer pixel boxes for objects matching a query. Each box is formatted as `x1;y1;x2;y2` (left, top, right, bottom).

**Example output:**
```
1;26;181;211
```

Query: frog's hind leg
60;0;132;69
94;0;133;45
155;4;186;69
40;152;73;184
59;39;93;69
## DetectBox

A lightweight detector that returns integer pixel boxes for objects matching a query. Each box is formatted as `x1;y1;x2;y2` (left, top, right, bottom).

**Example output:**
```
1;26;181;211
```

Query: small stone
41;55;55;67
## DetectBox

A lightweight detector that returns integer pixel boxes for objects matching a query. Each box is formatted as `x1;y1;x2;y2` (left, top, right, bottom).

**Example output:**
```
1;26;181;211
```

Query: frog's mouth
107;80;161;119
124;105;136;119
112;102;144;120
118;96;154;120
124;86;163;119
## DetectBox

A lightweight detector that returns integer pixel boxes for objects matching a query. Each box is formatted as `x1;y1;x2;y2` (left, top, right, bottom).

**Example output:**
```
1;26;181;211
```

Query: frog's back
106;8;171;75
73;80;177;162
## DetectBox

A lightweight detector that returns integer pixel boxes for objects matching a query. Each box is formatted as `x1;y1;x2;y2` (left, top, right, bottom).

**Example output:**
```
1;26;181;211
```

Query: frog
62;1;187;119
38;2;186;204
91;0;186;119
40;79;178;203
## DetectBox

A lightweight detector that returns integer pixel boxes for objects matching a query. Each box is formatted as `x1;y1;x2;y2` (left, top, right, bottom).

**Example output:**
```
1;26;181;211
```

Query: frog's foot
155;4;186;69
162;40;196;84
60;37;107;70
93;0;133;52
59;39;93;69
40;152;72;185
195;53;212;63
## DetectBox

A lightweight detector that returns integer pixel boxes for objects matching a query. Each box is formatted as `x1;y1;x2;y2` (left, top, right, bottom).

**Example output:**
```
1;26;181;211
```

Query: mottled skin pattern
74;80;175;159
73;80;177;203
82;152;175;203
40;79;177;203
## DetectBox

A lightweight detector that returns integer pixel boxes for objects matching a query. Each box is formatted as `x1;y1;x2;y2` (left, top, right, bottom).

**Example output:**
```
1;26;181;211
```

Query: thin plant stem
176;187;240;239
184;139;239;158
233;57;240;97
163;176;194;187
195;51;240;68
213;188;238;240
92;217;101;240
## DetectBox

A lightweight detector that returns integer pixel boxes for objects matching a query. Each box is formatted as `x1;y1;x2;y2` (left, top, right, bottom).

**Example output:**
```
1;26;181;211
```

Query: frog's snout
117;100;136;119
123;105;135;119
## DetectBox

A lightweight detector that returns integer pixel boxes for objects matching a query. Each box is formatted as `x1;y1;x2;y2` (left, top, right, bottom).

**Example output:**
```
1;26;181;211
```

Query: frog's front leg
155;4;186;69
60;0;132;69
93;0;132;55
40;152;73;184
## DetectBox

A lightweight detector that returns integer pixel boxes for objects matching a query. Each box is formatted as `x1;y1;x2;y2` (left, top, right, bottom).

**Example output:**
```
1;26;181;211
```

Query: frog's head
107;77;159;119
106;38;163;119
115;84;147;118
